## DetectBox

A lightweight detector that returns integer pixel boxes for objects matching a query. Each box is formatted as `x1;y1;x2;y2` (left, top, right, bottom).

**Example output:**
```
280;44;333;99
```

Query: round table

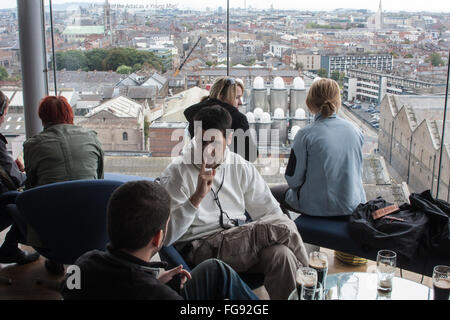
289;272;432;300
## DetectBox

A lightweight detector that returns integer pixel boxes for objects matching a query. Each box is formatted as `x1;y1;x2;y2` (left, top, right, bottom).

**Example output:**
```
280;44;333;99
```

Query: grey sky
1;0;449;12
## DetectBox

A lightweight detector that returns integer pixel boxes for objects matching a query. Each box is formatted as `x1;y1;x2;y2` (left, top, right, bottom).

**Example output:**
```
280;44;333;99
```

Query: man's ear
151;230;163;248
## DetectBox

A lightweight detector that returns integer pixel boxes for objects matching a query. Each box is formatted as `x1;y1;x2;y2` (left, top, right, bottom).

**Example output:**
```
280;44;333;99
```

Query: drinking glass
432;265;450;300
301;282;323;300
296;267;317;300
376;249;396;292
309;251;328;289
337;273;359;300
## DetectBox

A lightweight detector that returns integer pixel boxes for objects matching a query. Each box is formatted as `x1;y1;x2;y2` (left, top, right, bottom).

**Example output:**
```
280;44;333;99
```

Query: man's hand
157;265;192;289
189;161;216;208
15;157;25;172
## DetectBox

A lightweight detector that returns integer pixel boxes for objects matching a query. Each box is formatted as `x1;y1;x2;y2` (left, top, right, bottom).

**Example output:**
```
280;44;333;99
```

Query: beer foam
309;256;327;269
435;278;450;289
296;273;316;287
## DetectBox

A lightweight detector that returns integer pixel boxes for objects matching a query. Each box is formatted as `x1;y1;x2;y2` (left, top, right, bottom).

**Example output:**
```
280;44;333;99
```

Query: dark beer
433;278;450;300
309;255;328;288
296;270;317;300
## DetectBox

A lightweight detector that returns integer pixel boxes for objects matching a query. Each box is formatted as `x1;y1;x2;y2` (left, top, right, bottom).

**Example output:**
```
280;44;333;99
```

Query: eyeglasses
219;77;236;98
225;77;236;86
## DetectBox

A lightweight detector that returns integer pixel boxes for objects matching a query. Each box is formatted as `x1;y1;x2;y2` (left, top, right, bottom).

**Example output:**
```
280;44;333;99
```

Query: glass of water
376;249;397;292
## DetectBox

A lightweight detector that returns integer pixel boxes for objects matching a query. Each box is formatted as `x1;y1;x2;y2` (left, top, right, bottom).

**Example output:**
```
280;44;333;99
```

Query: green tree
390;51;399;59
102;48;131;71
330;70;340;82
55;50;87;70
295;62;304;71
85;48;108;71
0;66;9;80
317;68;328;78
116;65;132;74
428;53;444;67
132;63;142;72
404;53;413;59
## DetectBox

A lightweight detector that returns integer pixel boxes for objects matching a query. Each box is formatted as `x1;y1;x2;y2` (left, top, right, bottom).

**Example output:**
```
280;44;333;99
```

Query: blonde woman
271;78;366;217
184;77;256;162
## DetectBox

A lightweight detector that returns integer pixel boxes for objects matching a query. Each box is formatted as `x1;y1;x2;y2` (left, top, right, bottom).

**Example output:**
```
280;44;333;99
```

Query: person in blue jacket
271;78;366;217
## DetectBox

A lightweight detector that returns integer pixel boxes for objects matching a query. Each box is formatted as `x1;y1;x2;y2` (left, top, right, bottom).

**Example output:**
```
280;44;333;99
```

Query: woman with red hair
16;96;104;274
23;96;104;188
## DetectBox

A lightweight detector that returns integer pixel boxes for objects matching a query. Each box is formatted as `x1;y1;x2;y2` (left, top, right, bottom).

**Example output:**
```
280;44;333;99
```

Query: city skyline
1;0;450;13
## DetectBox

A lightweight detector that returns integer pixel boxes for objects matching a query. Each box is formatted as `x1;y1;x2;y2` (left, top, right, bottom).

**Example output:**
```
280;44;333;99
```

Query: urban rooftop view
0;0;449;303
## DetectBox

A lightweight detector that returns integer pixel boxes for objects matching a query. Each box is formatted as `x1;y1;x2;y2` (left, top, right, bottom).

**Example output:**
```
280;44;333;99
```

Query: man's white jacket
159;139;283;246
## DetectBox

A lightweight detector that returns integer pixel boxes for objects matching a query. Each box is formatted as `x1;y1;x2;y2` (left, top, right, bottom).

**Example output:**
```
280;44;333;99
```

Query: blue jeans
182;259;259;300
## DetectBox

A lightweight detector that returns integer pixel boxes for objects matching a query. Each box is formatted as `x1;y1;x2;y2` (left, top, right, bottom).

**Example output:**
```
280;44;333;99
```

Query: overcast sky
1;0;449;12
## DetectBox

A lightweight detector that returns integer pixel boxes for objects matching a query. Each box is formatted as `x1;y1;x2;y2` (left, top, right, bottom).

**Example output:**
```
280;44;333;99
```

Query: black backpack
349;190;450;261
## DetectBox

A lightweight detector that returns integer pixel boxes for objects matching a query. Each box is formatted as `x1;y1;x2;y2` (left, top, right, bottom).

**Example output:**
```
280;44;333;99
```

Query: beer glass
301;282;323;300
376;249;396;292
309;251;328;288
432;265;449;300
296;267;317;300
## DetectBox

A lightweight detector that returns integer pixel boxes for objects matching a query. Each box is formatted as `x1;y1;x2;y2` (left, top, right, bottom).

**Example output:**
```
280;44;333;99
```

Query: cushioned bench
294;214;450;277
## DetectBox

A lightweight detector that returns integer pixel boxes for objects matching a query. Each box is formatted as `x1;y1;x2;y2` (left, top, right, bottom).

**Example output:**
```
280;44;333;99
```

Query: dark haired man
160;105;309;300
60;180;258;300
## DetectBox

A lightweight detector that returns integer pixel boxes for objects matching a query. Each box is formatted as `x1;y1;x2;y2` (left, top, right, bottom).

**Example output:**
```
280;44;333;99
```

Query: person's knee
260;245;295;264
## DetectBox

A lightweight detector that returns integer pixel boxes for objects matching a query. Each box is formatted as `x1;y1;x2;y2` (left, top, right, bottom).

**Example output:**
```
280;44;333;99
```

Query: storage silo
250;76;268;113
270;77;288;116
257;112;272;148
246;111;258;147
290;108;308;129
289;77;308;117
271;108;288;147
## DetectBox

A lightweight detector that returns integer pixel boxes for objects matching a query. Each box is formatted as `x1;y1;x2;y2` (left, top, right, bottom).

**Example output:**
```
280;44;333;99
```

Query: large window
4;1;450;202
0;1;24;160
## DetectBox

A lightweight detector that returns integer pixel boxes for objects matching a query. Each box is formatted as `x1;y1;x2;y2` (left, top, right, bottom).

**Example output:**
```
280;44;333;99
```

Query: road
338;105;379;155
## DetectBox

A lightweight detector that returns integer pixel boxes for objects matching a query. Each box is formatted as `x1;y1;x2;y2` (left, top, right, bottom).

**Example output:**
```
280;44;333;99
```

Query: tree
85;48;108;71
295;62;304;71
390;51;399;59
331;70;346;85
404;53;413;59
116;65;132;74
102;48;131;71
429;53;444;67
317;68;328;78
330;70;340;82
132;63;142;72
0;66;8;81
55;50;87;71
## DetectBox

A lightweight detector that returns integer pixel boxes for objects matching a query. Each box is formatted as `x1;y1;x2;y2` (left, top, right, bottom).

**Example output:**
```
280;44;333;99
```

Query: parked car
366;107;375;113
353;104;362;109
